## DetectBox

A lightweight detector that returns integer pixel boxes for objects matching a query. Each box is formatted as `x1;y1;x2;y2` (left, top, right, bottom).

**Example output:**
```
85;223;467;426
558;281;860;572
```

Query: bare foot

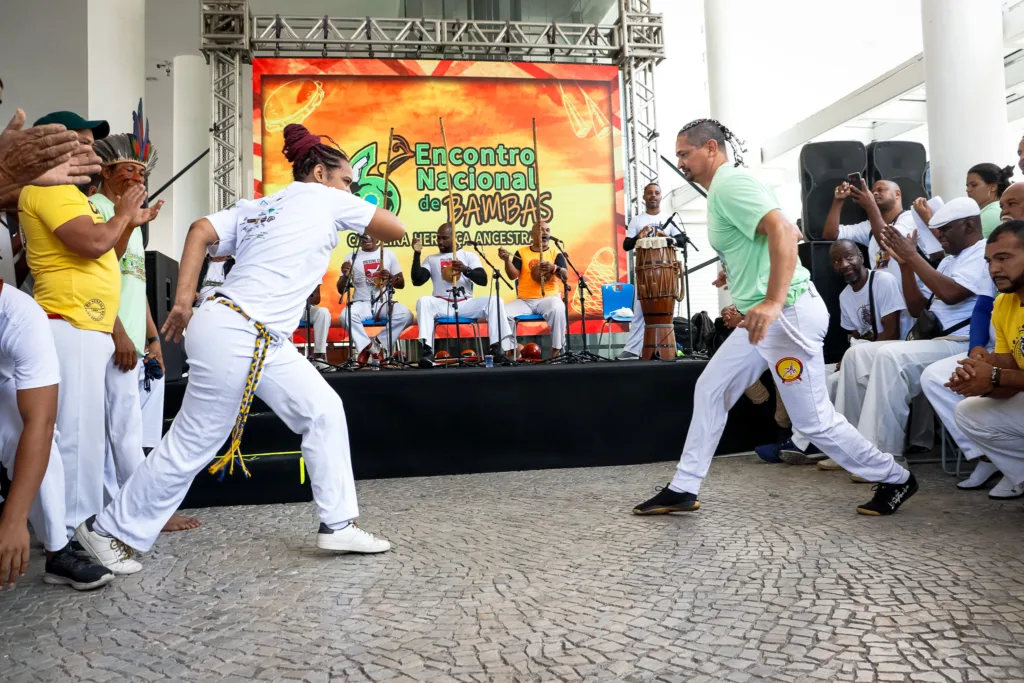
161;513;201;532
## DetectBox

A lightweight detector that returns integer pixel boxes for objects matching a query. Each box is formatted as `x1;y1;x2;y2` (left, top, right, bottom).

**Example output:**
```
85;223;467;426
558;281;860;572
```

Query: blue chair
434;316;484;358
597;283;636;358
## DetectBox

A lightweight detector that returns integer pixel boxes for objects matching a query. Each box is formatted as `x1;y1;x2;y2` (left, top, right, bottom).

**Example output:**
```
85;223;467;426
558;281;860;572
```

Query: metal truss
200;0;664;216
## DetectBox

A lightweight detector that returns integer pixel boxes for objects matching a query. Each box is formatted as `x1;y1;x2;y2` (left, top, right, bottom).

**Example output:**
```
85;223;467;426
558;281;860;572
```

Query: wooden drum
635;237;684;360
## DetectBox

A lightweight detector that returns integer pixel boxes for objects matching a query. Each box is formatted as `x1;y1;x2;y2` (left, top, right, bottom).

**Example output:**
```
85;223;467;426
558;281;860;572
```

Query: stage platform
165;359;780;508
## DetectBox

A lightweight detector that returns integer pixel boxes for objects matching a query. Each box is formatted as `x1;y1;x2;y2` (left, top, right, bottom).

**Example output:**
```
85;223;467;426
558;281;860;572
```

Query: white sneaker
316;522;391;553
989;476;1024;500
958;460;1000;490
74;516;143;575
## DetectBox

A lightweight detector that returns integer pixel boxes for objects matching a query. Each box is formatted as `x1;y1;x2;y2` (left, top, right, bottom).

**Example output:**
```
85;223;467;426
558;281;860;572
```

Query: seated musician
498;221;568;358
298;286;333;367
336;233;413;356
411;222;515;367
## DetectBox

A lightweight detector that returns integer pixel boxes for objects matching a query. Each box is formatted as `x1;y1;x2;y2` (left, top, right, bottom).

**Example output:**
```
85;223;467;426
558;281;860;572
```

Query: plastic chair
434;316;484;357
513;313;547;346
596;283;636;358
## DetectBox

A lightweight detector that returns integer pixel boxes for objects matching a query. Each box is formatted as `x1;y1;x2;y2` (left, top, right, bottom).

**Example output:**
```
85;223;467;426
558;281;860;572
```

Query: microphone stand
374;278;413;369
665;214;703;359
470;242;514;364
338;241;364;371
551;238;606;363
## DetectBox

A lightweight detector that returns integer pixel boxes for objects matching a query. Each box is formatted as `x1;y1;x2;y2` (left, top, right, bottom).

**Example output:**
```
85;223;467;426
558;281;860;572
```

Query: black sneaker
633;485;701;515
418;345;435;369
856;473;918;516
488;343;515;366
43;544;115;591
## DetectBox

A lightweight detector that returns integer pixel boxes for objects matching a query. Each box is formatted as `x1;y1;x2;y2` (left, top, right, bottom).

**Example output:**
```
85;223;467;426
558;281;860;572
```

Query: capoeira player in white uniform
75;124;404;574
411;222;515;366
617;182;679;359
337;233;414;355
633;119;917;517
0;281;114;590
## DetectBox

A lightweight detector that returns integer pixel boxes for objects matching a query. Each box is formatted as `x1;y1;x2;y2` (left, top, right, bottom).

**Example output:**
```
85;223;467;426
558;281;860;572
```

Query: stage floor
162;360;780;508
4;460;1023;682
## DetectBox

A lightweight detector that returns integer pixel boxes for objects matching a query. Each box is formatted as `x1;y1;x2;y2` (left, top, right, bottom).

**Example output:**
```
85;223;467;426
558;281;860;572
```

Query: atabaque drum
634;236;684;360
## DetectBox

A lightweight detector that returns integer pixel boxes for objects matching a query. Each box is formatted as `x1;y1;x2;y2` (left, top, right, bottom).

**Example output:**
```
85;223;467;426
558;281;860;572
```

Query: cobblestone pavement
3;458;1024;682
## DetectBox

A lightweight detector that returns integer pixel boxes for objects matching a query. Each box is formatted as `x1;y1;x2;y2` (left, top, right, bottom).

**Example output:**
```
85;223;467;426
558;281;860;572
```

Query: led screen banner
253;58;625;322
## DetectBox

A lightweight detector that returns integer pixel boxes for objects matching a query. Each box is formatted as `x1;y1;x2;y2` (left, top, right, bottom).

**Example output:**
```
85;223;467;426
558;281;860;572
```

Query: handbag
906;295;970;341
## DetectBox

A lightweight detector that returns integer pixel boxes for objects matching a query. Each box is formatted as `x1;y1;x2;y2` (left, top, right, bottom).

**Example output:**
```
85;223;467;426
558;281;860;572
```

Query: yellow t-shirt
18;185;120;333
515;245;562;300
993;292;1024;370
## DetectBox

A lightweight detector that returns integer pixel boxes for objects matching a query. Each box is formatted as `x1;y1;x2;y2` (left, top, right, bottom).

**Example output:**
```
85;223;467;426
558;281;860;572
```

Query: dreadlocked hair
283;124;349;181
678;118;747;167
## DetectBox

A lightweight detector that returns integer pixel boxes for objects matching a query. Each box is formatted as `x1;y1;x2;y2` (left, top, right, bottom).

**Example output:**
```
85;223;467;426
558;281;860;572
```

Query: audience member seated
920;189;1024;499
966;163;1014;237
950;222;1024;486
835;198;993;458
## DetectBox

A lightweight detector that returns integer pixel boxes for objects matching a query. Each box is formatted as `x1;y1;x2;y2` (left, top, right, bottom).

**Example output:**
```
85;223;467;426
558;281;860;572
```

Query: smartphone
847;172;862;187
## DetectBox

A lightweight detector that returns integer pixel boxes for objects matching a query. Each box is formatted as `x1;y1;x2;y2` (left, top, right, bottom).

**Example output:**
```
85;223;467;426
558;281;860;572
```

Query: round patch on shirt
775;357;803;384
84;298;106;321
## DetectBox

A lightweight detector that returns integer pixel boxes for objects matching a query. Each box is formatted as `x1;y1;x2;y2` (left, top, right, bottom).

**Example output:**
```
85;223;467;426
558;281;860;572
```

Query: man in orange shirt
499;221;568;357
18;111;152;545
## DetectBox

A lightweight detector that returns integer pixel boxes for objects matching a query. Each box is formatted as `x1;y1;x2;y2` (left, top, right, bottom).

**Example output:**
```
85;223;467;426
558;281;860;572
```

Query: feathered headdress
93;98;158;175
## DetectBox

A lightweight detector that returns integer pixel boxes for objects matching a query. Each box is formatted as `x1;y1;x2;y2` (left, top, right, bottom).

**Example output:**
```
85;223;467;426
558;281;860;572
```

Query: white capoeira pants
299;305;331;355
670;288;908;494
789;364;839;451
0;380;69;552
505;297;567;350
838;337;966;455
955;394;1024;484
96;300;359;551
416;296;515;351
624;289;645;356
50;319;113;537
921;353;983;460
339;300;414;352
103;357;165;503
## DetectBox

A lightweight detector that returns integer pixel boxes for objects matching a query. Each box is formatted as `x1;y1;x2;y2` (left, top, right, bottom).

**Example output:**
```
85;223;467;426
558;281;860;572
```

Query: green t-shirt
90;194;148;358
706;164;810;314
981;200;1001;238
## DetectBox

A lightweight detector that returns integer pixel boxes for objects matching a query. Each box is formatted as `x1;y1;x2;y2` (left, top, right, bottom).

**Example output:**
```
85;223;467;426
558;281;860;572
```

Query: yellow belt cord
206;298;272;479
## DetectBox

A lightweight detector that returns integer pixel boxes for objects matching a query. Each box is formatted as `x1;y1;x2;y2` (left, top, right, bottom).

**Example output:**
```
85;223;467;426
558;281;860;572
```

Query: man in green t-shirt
633;119;917;517
91;123;199;533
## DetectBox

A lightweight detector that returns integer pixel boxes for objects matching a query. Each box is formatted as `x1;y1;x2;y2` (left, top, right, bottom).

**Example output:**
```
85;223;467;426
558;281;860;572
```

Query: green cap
33;111;110;140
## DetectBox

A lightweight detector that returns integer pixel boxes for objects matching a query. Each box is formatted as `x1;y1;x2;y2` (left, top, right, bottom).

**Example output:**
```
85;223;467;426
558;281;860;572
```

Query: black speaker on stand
145;251;184;381
799;141;869;241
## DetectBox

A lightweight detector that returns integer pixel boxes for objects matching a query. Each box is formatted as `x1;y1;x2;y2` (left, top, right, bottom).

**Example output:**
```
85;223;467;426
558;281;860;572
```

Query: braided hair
283;124;349;181
678;118;747;167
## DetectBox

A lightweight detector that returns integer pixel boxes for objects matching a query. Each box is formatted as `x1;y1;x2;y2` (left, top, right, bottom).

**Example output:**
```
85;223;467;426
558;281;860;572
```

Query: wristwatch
992;366;1002;388
147;336;159;345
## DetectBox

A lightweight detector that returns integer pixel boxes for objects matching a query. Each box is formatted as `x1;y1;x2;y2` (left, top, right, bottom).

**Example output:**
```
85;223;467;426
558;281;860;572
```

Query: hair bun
282;124;321;164
1002;165;1016;182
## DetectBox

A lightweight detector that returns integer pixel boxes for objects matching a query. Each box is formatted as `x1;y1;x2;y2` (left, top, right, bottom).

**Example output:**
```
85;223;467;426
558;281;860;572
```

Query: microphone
549;235;564;244
464;239;480;247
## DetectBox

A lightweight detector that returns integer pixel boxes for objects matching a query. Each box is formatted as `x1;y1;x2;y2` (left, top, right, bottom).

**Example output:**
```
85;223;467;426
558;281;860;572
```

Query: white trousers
416;296;514;350
624;289;645;355
50;320;113;537
671;289;907;494
339;300;414;352
790;365;839;451
921;353;983;460
299;305;331;355
103;358;166;502
839;338;966;455
505;297;567;350
955;394;1024;484
0;380;68;551
96;300;359;551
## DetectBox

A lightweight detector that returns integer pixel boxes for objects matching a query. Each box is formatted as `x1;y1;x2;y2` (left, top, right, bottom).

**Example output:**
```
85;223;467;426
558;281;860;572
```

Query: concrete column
87;0;146;133
921;0;1007;201
171;55;211;259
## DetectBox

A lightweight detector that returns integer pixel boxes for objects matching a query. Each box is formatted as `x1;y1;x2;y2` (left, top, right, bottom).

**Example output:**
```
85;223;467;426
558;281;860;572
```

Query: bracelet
992;366;1002;388
147;336;159;344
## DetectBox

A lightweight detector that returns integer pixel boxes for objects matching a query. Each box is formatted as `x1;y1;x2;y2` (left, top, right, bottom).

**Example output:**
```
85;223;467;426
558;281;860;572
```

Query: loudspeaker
798;241;849;364
867;141;927;210
799;141;869;240
145;251;185;381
